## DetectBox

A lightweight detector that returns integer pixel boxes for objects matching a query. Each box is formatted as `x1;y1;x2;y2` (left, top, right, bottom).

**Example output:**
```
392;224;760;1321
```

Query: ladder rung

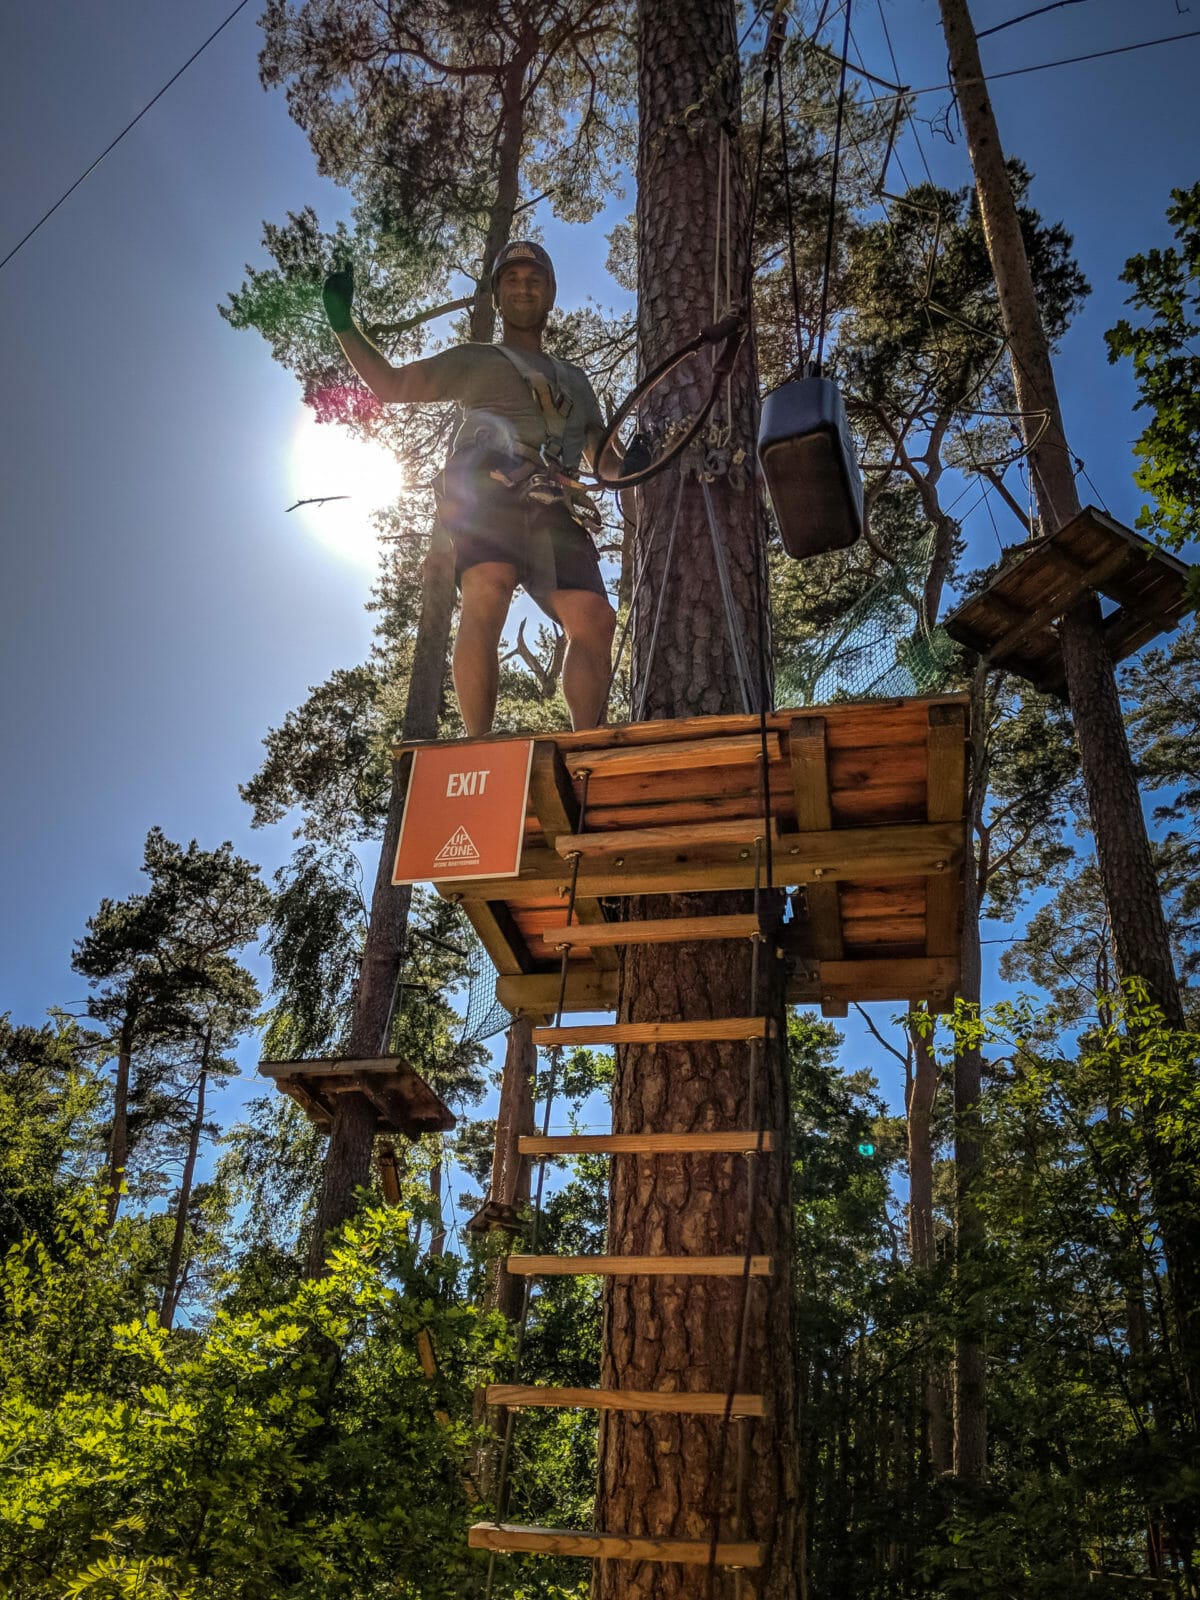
468;1523;765;1567
519;1131;776;1156
536;913;763;951
505;1254;772;1277
486;1384;766;1417
532;1018;776;1047
556;817;779;861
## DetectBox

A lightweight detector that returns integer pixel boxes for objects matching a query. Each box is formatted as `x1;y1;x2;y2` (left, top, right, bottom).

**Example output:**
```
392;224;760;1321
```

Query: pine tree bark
161;1032;210;1329
593;5;797;1595
907;1018;953;1473
937;0;1199;1429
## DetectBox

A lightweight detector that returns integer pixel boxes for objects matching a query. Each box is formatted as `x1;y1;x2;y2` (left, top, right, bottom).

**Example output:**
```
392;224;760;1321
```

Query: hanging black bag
758;375;863;559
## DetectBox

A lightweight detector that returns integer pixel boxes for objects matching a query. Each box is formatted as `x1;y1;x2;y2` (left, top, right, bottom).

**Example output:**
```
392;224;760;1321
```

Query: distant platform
259;1057;456;1136
393;696;969;1018
943;505;1193;694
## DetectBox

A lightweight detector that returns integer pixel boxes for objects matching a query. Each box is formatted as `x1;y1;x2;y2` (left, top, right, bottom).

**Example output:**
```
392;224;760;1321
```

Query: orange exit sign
392;740;534;884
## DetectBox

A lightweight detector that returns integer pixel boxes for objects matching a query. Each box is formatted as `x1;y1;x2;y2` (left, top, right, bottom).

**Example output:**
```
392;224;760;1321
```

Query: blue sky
1;0;1197;1146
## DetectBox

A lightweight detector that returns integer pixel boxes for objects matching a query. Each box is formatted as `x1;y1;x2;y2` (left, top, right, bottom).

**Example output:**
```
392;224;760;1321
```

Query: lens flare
288;407;401;569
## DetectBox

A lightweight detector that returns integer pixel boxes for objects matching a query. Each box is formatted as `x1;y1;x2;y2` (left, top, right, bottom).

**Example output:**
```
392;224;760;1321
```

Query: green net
458;922;514;1046
773;534;958;706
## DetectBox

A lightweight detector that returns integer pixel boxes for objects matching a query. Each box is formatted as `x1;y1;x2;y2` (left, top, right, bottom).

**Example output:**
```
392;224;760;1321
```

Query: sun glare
288;409;404;569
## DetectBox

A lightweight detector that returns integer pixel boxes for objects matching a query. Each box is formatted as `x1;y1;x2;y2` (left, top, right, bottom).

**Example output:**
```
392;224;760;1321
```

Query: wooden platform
943;505;1194;694
259;1057;456;1137
393;696;969;1018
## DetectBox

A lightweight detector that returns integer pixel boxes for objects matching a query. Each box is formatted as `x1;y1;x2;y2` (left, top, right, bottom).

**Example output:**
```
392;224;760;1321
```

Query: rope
632;474;687;723
0;0;254;277
590;314;746;493
699;474;759;714
774;32;806;372
815;0;854;375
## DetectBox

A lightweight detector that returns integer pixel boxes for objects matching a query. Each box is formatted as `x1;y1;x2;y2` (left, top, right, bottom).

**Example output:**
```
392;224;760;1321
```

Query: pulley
757;375;863;559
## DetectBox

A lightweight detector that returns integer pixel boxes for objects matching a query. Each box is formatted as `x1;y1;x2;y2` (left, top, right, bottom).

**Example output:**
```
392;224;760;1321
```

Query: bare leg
548;588;617;731
455;562;518;736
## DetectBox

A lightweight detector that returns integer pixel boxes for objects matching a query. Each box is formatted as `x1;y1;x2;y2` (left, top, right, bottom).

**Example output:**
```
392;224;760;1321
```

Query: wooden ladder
470;903;777;1579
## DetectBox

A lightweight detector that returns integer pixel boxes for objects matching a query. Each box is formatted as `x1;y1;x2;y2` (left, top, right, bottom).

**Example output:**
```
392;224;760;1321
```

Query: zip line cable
0;0;253;277
815;0;854;375
905;25;1200;95
978;0;1094;40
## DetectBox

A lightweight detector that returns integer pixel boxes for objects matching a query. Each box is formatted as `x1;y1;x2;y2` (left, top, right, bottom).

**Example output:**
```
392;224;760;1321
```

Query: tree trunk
952;825;986;1480
593;6;796;1595
472;1015;536;1319
937;0;1199;1436
378;1140;405;1205
161;1032;210;1329
907;1016;953;1473
105;1013;135;1226
307;1090;379;1274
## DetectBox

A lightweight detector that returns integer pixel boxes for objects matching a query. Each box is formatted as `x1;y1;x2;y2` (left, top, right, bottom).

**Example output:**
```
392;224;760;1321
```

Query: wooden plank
529;740;579;846
828;743;926;791
829;783;929;825
261;1056;426;1078
274;1077;331;1127
439;821;962;905
556;817;779;860
505;1254;773;1277
532;1018;776;1047
486;1384;766;1416
468;1523;764;1567
925;704;967;825
583;795;786;832
789;717;843;963
396;698;970;759
559;732;782;779
925;704;966;962
777;821;962;883
812;956;958;1003
534;913;762;951
527;742;617;971
985;544;1132;664
519;1131;776;1155
460;899;532;977
495;968;619;1018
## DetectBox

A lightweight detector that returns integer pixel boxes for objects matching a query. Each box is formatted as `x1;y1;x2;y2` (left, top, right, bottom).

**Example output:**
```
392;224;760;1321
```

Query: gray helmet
490;240;557;306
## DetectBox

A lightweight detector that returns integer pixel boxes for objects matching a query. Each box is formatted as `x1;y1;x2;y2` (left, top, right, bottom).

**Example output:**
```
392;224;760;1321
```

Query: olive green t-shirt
388;342;605;473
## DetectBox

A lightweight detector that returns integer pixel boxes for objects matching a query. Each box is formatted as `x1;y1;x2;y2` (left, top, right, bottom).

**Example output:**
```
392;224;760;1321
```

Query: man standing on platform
322;242;617;737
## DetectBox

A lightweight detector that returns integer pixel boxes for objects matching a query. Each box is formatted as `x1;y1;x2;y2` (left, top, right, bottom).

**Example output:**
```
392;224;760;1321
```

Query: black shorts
437;447;606;618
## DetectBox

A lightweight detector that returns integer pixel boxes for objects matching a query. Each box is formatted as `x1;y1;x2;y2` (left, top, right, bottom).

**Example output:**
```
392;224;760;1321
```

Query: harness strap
490;344;573;461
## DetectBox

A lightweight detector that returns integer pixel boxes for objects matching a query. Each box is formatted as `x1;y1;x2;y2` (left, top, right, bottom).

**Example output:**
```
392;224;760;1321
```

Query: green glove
322;264;354;333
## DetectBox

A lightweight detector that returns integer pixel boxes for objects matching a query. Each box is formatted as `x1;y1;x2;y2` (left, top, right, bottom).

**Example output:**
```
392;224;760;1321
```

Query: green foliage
1125;617;1200;983
0;1195;509;1599
1105;182;1200;546
0;1016;103;1252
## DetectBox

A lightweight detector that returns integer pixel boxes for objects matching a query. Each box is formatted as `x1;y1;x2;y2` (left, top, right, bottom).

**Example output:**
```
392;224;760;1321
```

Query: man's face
497;263;553;330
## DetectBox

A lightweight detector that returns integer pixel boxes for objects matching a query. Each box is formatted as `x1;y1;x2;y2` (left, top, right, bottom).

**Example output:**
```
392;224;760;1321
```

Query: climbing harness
463;342;603;534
